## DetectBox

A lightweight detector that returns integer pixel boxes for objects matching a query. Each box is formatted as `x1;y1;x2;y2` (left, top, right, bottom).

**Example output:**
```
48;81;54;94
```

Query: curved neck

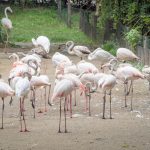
9;53;20;62
32;38;38;47
5;7;9;18
67;41;75;55
27;60;38;76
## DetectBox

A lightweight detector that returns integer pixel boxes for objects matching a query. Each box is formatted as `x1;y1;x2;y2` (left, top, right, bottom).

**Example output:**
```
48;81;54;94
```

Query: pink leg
84;89;88;112
70;94;72;118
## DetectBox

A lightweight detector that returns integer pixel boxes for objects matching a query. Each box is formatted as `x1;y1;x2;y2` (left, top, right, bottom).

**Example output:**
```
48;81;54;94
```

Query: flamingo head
7;7;13;13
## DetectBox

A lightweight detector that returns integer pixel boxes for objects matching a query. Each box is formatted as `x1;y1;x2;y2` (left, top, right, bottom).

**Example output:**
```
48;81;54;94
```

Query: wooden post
67;0;71;28
57;0;62;17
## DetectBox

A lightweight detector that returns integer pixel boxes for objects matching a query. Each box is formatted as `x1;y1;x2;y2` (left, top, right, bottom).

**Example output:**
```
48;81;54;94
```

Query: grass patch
0;6;94;46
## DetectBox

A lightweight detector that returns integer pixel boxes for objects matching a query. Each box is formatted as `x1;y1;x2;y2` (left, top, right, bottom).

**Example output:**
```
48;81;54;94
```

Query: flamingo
115;66;144;110
32;36;50;54
77;60;99;74
65;41;91;60
52;52;72;67
30;75;51;117
98;74;116;119
117;48;140;62
0;78;14;129
88;48;115;71
142;65;150;90
51;78;85;133
15;72;31;132
1;7;13;53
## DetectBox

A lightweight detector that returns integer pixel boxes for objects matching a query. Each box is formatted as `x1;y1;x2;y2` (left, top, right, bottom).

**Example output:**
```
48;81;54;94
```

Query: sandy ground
0;49;150;150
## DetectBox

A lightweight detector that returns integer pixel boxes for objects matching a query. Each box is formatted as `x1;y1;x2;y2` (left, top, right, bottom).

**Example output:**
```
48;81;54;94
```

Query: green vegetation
102;41;118;56
0;6;93;45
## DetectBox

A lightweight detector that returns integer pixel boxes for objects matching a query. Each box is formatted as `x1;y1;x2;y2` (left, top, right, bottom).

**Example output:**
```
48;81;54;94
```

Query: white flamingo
0;79;14;129
15;72;31;132
142;65;150;90
32;36;50;54
52;52;72;67
117;48;140;62
1;7;13;53
66;41;91;60
88;48;115;69
77;60;99;74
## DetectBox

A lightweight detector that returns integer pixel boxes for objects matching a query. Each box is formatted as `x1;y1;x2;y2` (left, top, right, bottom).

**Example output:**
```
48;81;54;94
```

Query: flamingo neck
5;7;9;18
67;41;75;55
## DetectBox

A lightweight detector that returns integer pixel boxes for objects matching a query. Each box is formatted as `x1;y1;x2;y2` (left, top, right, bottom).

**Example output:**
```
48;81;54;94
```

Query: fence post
57;0;62;17
92;15;97;40
67;0;71;28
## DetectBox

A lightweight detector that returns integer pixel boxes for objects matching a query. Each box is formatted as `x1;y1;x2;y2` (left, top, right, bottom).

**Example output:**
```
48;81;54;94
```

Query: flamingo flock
0;6;148;134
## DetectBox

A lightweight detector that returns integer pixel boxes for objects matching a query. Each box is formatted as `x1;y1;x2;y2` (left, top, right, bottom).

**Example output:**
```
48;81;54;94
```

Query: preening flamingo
1;7;13;53
0;78;14;129
66;41;91;60
32;36;50;54
88;48;115;71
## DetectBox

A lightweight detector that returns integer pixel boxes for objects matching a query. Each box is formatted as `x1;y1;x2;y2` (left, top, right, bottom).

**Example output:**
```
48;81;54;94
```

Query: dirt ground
0;48;150;150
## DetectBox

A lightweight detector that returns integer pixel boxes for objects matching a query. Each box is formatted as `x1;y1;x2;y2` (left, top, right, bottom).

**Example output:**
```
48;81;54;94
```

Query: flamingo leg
9;96;13;106
58;98;62;133
19;98;23;132
126;81;132;96
84;89;88;112
88;87;91;116
66;96;69;111
102;91;106;119
109;90;112;119
33;89;36;118
64;97;67;133
47;84;51;106
74;89;77;106
124;83;127;107
38;89;43;113
1;98;4;129
70;94;72;118
130;81;133;111
149;82;150;91
44;87;47;112
22;97;29;132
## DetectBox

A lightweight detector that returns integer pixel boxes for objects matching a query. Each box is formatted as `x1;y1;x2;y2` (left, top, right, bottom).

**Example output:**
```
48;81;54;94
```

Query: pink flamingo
115;65;144;110
15;72;31;132
51;78;85;133
0;78;14;129
98;74;116;119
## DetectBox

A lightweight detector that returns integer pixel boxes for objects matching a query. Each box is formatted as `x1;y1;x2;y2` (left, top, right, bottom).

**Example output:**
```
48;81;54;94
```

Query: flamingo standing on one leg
1;7;13;53
0;78;14;129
